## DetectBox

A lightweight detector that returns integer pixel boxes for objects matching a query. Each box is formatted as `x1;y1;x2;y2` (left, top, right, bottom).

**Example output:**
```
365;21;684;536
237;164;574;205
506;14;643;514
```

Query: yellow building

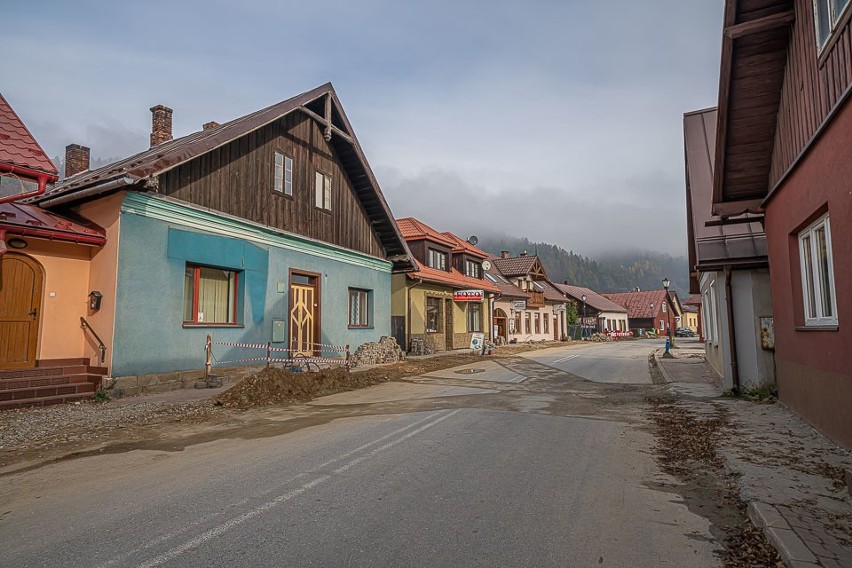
392;219;500;352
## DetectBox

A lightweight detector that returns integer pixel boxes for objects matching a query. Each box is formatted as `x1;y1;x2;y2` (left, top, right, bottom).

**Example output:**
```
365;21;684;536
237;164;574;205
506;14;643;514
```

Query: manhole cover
575;393;607;399
455;368;486;375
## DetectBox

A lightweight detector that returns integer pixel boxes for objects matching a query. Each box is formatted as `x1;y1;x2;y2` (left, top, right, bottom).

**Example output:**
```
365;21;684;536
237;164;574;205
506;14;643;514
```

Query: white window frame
798;213;838;326
705;281;718;345
814;0;852;51
315;171;332;210
274;153;293;196
428;249;447;271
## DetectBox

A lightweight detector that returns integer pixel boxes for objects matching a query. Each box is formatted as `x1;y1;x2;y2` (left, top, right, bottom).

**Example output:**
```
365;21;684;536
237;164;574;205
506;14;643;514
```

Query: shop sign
454;289;484;302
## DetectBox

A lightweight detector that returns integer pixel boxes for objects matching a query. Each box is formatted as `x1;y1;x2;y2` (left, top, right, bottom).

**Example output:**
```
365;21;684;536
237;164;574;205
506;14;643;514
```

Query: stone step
0;381;96;403
0;392;95;410
0;373;96;391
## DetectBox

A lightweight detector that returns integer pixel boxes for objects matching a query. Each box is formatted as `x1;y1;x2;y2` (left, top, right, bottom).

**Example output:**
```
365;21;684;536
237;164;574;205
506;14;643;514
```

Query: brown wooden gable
768;0;852;196
714;0;795;216
34;84;413;269
158;111;384;257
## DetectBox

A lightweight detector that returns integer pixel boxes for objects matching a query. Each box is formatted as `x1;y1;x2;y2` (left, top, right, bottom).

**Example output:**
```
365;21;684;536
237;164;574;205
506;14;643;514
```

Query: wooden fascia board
712;0;739;209
711;198;764;217
724;10;794;39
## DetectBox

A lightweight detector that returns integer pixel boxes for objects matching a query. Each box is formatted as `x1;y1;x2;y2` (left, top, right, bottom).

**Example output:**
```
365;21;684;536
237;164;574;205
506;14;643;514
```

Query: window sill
795;325;839;332
182;323;245;329
314;206;332;214
272;191;294;199
348;325;374;330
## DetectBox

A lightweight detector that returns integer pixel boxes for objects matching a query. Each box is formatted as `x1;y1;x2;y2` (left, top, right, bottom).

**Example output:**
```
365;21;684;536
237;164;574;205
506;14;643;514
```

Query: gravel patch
0;401;220;452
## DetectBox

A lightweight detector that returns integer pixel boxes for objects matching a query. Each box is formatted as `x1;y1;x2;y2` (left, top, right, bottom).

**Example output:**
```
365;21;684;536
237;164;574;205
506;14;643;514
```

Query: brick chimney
64;144;90;178
500;250;510;259
150;105;173;147
203;121;219;130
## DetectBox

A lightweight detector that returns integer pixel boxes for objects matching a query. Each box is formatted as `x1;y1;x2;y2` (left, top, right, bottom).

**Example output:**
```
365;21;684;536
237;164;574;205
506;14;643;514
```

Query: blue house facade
33;84;413;384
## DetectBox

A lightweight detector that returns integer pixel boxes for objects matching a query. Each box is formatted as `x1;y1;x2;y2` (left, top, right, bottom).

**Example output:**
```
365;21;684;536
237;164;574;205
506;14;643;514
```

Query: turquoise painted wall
113;203;392;377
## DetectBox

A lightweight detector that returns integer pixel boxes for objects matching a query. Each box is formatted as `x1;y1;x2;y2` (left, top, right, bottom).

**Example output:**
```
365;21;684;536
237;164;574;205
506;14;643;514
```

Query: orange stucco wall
76;192;123;369
6;192;122;368
25;241;91;361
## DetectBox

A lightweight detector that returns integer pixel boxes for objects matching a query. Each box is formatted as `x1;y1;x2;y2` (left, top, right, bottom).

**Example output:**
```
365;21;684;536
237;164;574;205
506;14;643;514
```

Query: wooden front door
0;253;43;369
494;309;507;342
289;271;320;357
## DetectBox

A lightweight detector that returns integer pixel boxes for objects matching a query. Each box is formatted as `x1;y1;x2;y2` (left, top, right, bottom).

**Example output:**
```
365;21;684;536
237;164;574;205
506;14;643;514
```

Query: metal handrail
80;317;107;364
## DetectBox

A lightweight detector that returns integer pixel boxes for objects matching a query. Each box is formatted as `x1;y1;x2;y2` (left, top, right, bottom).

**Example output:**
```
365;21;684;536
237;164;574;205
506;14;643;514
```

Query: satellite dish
467;235;478;246
482;260;492;271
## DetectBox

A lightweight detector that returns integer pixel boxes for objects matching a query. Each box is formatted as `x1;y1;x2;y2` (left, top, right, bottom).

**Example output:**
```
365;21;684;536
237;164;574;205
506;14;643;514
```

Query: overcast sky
2;0;723;257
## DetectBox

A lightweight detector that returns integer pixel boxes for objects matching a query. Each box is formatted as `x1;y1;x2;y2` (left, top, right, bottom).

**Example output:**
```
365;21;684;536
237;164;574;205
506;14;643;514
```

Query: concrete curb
747;502;822;568
652;348;675;383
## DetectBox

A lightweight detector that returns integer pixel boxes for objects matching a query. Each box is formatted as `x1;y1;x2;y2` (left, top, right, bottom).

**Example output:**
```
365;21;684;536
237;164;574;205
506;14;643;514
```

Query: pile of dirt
214;342;564;410
214;367;384;409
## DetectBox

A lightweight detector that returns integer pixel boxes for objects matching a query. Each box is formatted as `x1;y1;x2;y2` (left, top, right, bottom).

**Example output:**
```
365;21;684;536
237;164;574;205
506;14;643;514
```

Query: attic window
315;171;331;210
274;152;293;196
814;0;851;50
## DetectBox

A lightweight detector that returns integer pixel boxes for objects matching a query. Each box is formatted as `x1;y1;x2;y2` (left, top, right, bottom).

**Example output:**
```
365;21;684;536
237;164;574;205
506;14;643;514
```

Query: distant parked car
675;327;696;337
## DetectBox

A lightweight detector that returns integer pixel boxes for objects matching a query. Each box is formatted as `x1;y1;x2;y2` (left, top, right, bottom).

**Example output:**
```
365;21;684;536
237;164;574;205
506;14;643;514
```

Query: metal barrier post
345;344;350;372
266;342;272;369
205;334;212;379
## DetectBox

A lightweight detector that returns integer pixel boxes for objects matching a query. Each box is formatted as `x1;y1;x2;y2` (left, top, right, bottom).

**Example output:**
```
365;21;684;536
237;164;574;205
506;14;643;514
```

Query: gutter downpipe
724;265;740;394
38;176;135;208
406;276;423;352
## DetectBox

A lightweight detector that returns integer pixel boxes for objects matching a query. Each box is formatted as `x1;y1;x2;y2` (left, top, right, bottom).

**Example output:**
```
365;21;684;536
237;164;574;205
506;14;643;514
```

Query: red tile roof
0;94;58;177
408;260;500;293
0;201;105;245
396;217;456;248
485;265;528;299
604;290;678;319
684;294;702;307
441;232;490;259
491;255;539;277
555;283;627;313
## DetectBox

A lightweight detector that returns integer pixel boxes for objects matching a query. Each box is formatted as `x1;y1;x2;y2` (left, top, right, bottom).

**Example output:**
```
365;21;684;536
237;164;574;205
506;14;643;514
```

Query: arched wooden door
0;253;43;369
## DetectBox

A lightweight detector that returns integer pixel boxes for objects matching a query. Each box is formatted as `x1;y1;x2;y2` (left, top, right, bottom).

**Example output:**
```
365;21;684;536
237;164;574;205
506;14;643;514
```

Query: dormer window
428;249;447;271
464;259;481;278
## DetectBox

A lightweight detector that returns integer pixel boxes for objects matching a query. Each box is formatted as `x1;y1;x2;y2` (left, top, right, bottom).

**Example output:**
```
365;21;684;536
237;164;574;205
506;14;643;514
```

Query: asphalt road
523;339;667;384
1;340;722;567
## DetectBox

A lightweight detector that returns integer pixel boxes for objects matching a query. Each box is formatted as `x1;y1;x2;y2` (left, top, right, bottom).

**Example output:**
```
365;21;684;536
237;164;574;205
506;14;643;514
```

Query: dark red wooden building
713;0;852;448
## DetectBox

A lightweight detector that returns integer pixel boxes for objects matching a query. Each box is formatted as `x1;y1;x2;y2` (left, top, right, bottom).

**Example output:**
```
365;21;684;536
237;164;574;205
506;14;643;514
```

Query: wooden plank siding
770;0;852;186
158;112;384;258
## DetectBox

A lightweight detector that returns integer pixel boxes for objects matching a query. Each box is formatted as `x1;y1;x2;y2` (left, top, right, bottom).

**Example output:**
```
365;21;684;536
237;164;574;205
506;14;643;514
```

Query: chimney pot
203;121;219;130
500;250;510;259
150;105;174;147
520;251;528;257
64;144;90;178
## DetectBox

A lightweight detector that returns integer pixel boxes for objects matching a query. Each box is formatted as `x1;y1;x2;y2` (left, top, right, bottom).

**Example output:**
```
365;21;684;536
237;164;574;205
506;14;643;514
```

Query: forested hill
479;234;690;295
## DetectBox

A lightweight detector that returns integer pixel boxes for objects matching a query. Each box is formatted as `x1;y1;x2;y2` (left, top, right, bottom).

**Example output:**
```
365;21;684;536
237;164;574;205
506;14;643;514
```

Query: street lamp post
581;294;587;340
662;277;673;348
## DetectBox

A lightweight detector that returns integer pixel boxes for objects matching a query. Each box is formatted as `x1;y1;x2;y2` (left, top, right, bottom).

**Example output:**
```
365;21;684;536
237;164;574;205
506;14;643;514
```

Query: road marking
97;413;447;568
554;354;580;363
131;409;461;568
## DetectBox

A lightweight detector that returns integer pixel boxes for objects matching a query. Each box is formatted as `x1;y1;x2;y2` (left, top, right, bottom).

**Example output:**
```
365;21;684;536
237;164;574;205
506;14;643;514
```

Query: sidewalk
656;345;852;568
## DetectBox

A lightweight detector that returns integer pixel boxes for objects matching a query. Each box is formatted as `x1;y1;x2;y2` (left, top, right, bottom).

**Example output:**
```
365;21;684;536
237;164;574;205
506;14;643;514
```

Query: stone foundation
106;365;261;398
